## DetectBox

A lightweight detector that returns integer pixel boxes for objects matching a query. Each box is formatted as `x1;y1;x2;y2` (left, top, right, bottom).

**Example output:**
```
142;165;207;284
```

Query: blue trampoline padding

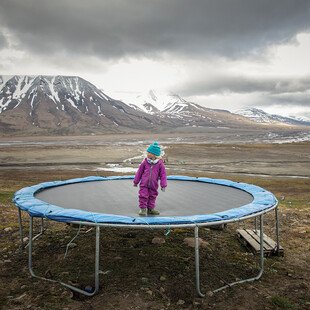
13;175;277;226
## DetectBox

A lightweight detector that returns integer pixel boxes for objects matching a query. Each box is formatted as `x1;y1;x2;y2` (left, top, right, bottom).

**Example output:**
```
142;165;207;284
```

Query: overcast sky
0;0;310;119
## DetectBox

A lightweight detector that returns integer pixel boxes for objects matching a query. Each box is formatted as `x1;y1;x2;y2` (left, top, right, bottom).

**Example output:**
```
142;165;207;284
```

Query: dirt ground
0;136;309;309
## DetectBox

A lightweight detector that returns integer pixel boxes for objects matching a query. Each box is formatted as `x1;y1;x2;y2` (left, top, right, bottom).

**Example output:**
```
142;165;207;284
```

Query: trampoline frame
15;176;280;297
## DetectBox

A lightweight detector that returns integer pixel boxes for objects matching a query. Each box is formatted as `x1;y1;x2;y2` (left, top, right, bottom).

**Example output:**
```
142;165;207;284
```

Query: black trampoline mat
35;179;253;217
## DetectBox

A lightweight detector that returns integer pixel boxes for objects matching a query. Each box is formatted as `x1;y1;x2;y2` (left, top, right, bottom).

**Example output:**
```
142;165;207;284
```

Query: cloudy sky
0;0;310;119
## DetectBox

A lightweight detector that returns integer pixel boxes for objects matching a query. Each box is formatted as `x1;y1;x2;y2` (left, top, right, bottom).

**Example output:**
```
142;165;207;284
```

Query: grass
0;168;309;309
271;295;296;309
0;191;14;204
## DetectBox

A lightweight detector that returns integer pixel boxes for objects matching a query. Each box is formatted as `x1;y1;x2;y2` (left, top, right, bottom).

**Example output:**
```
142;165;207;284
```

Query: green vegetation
0;163;309;309
0;191;14;204
271;295;296;309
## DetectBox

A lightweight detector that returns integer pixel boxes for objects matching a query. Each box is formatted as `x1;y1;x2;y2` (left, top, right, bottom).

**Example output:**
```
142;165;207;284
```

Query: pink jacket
134;158;167;190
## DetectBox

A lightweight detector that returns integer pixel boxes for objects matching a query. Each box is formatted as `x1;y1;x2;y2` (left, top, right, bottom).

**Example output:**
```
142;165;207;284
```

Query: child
133;141;167;216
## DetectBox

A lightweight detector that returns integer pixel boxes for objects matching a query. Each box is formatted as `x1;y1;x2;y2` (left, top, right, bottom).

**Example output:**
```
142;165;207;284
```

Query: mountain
120;89;256;127
128;90;188;114
0;75;167;134
2;77;302;136
234;108;310;126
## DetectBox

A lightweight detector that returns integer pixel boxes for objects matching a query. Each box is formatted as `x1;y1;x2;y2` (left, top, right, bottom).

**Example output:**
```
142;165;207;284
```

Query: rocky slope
0;76;167;135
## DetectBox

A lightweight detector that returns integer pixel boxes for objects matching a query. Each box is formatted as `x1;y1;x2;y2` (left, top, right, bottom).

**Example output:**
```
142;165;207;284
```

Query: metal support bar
28;217;101;296
194;226;205;297
18;208;24;249
194;216;265;297
213;215;264;293
254;217;258;232
25;216;45;248
275;206;280;253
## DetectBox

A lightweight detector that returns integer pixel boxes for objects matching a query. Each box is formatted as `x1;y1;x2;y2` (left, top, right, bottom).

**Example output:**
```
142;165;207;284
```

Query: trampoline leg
258;215;264;276
18;208;24;250
275;207;280;254
40;217;44;232
94;226;100;293
194;226;205;297
213;215;264;293
254;217;258;232
25;217;45;248
28;216;34;276
28;218;101;296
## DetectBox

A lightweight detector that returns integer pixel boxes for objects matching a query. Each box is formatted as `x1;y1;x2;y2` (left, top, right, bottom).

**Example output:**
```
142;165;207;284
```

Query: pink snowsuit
133;158;167;210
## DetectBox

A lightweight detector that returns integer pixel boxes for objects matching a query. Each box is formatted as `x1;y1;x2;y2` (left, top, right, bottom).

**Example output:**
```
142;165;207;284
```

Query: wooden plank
237;229;284;256
255;231;284;253
246;229;284;254
237;229;261;252
246;229;273;251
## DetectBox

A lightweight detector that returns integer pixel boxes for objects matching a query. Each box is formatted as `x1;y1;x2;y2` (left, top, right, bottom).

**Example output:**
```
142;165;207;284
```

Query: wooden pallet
237;229;284;257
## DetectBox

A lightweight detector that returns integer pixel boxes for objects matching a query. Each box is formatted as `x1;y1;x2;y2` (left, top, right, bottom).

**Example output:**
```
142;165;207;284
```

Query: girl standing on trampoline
133;141;167;216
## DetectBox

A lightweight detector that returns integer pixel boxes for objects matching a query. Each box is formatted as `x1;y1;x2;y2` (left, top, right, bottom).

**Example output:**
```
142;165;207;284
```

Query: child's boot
148;208;160;215
139;208;147;216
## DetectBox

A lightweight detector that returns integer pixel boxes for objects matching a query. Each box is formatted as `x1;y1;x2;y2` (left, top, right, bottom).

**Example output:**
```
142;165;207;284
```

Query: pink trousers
139;186;158;209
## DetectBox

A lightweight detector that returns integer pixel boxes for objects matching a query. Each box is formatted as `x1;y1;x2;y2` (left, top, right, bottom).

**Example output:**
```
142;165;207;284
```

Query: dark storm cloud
0;31;8;50
268;92;310;106
0;0;309;59
176;75;310;97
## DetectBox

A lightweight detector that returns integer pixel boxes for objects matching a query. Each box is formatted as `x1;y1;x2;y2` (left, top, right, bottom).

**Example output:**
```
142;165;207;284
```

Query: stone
207;291;214;297
14;293;27;301
4;227;13;232
183;237;209;248
210;224;227;230
23;237;29;243
152;237;165;244
159;275;167;282
146;289;153;296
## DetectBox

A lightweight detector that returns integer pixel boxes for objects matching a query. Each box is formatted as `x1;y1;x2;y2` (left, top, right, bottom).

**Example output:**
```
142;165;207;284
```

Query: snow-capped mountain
0;75;165;134
2;77;305;136
0;75;111;114
128;90;188;114
120;89;257;127
127;89;205;116
234;108;310;126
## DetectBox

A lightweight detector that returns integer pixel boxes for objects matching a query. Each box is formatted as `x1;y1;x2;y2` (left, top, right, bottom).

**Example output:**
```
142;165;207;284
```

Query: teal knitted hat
147;141;161;156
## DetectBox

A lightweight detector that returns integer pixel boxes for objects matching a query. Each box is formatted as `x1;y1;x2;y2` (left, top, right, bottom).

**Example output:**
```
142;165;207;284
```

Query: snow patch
67;98;79;110
96;164;137;173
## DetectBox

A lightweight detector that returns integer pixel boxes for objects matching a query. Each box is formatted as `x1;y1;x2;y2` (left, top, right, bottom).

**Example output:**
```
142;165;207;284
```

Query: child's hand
133;183;138;187
161;187;166;192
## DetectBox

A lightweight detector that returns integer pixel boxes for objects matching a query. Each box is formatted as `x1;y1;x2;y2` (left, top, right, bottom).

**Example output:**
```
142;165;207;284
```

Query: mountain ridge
0;75;307;136
234;107;310;126
0;75;169;134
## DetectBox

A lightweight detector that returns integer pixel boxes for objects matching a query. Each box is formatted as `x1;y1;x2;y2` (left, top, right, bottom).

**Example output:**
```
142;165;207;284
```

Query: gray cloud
175;75;310;97
0;31;8;50
268;92;310;106
0;0;309;60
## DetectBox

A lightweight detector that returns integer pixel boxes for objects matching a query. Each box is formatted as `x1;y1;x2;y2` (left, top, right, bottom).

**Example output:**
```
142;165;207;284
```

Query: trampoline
14;175;280;297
